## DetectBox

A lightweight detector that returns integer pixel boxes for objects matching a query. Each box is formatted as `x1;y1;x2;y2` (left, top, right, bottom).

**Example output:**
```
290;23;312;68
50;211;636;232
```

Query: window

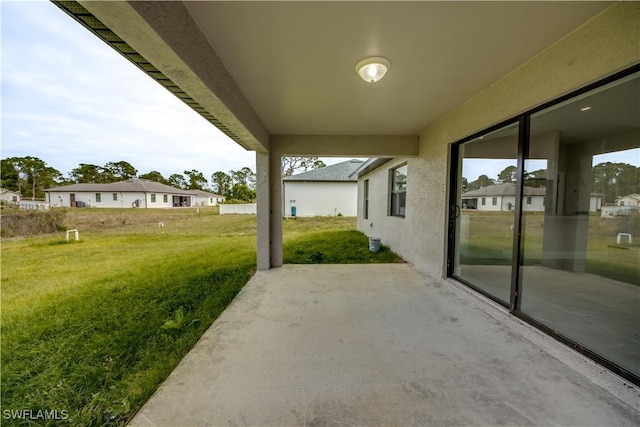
481;197;486;206
113;193;118;201
363;179;369;219
95;193;101;202
526;196;532;205
151;194;156;203
389;164;407;217
163;194;168;203
492;197;497;206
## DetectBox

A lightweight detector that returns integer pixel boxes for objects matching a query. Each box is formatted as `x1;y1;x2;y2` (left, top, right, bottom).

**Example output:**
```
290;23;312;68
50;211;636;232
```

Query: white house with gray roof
461;183;602;212
45;179;195;208
283;159;363;217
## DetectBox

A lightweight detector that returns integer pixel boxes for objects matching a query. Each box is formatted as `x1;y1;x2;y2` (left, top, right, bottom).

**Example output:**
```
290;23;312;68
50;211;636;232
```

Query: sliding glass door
448;67;640;383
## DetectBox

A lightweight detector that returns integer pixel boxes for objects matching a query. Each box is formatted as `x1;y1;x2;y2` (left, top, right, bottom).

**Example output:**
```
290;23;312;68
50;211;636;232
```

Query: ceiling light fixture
580;106;592;112
356;57;390;83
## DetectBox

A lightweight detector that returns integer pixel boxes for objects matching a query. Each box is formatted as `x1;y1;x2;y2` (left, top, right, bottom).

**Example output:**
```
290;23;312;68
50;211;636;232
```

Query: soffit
184;1;612;136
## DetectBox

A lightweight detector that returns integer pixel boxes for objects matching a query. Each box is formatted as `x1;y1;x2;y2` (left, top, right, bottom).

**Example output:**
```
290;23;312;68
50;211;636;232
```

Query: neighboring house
0;188;21;205
461;184;602;212
283;159;363;217
45;179;195;208
616;193;640;208
56;2;639;384
601;193;640;217
191;189;225;206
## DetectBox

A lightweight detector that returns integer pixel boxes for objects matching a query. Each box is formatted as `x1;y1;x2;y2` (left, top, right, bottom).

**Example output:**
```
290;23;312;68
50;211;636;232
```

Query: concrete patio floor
130;264;639;426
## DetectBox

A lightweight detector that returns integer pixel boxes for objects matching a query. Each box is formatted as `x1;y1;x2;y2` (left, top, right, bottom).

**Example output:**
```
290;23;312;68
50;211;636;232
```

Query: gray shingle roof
44;179;193;195
283;159;364;182
1;188;21;196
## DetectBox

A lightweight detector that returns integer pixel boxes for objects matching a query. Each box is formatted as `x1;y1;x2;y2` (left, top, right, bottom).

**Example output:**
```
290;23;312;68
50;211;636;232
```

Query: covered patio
129;264;639;426
52;0;640;414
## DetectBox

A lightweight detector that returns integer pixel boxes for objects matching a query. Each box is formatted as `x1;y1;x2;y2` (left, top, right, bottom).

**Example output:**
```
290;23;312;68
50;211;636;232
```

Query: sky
2;1;301;181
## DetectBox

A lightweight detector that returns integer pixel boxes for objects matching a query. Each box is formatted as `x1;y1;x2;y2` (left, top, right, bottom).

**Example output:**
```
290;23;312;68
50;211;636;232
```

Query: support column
542;142;592;272
269;151;284;267
256;152;271;270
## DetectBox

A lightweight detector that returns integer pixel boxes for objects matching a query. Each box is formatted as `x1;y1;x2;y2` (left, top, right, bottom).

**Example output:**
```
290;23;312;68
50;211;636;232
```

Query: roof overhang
55;0;269;152
350;158;393;179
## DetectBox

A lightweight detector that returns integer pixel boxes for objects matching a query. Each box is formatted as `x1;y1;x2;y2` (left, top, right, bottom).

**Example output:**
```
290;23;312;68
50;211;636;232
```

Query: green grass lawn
1;209;396;426
459;210;640;285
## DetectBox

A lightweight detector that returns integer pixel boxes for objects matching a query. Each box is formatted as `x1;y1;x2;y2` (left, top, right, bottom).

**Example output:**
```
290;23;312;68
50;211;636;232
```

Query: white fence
19;201;50;211
220;203;257;215
601;206;637;218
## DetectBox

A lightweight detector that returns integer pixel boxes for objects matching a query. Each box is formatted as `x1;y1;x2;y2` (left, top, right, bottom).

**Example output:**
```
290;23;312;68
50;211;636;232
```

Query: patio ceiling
184;1;611;136
65;1;613;152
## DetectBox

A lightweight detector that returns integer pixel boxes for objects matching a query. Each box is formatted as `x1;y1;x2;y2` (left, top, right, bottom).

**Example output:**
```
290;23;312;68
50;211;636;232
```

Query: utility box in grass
369;237;381;252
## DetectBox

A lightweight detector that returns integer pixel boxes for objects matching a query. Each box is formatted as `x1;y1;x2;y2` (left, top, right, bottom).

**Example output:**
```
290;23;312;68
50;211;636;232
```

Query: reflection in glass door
520;71;640;377
453;122;519;304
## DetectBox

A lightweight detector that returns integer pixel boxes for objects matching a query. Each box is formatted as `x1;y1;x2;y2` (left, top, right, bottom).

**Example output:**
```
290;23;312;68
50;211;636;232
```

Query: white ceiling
184;1;612;136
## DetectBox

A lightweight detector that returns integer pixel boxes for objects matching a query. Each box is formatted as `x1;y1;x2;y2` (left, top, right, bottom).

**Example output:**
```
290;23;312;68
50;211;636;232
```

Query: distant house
462;184;545;212
0;188;21;205
282;159;363;217
191;189;225;206
461;183;602;212
45;179;195;208
601;193;640;217
616;193;640;208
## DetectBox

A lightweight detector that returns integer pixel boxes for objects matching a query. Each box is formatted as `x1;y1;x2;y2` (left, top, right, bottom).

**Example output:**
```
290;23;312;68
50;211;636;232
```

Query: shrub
0;209;67;237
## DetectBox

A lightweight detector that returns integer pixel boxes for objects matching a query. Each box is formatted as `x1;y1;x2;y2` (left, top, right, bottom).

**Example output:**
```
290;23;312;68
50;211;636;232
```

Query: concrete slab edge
443;278;640;414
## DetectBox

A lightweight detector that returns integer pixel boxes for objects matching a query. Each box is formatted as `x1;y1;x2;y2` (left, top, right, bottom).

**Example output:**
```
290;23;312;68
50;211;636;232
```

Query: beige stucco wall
358;2;640;278
357;159;411;250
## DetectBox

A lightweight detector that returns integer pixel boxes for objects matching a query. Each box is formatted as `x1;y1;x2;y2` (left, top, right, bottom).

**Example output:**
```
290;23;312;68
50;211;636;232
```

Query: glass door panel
520;71;640;377
453;123;519;304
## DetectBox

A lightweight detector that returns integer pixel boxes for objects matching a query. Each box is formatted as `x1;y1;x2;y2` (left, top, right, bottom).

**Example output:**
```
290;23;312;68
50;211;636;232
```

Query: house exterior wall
0;191;21;204
616;195;640;207
524;196;545;212
46;191;190;208
194;196;224;206
47;191;147;208
357;158;412;255
465;195;599;213
144;192;177;208
357;3;639;279
590;196;603;212
474;195;504;211
284;181;357;217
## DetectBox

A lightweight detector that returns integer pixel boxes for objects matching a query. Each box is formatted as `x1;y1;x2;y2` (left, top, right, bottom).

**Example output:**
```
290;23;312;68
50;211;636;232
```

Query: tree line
464;163;639;204
1;156;325;202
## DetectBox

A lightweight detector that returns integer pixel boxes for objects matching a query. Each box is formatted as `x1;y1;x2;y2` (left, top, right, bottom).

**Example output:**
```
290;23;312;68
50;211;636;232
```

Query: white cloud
1;1;255;182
